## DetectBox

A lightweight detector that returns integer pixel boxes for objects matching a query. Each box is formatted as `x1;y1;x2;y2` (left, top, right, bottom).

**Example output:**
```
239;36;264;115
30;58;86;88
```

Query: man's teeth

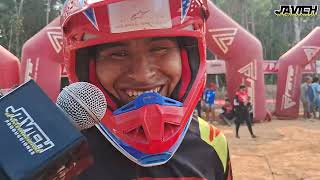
126;87;161;97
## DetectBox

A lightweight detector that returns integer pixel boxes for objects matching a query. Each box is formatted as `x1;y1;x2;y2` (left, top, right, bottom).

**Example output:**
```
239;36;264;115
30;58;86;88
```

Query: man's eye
110;50;129;59
150;47;168;54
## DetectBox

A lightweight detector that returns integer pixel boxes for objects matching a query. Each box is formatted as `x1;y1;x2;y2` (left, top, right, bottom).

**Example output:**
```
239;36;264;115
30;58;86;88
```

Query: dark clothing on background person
77;115;232;180
301;82;311;119
233;90;256;138
247;102;254;124
233;104;254;137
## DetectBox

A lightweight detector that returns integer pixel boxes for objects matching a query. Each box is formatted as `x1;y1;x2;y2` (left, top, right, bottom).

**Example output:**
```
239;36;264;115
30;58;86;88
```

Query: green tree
0;0;62;58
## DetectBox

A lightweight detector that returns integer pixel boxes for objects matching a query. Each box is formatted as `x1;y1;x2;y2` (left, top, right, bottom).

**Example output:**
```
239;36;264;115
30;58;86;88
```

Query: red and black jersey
234;91;249;104
76;115;232;180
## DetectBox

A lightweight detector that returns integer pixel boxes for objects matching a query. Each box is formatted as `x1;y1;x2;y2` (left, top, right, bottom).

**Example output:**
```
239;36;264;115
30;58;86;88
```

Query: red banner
263;60;316;74
206;60;317;74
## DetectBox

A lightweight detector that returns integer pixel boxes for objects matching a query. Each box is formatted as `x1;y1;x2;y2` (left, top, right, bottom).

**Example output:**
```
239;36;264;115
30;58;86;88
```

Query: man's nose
127;55;156;82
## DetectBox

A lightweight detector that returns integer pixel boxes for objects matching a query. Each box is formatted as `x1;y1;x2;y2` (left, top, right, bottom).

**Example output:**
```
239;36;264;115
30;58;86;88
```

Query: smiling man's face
95;37;182;104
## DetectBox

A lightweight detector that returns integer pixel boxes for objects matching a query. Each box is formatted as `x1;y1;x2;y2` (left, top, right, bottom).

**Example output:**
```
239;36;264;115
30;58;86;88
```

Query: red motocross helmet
61;0;208;166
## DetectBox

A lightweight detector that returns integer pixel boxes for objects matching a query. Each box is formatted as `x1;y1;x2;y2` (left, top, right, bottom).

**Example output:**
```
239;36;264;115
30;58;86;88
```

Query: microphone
0;80;94;180
53;82;107;179
56;82;107;131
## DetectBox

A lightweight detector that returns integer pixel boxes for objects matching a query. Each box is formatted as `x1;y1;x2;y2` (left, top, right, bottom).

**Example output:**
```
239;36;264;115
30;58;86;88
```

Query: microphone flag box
0;80;92;180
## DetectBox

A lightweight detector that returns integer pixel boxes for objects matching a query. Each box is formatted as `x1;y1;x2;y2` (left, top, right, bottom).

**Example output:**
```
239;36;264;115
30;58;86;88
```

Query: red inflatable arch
20;17;63;101
205;1;266;121
274;27;320;119
0;45;20;92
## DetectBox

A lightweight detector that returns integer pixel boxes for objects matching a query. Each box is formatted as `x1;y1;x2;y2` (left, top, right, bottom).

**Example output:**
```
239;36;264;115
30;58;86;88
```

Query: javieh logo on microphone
4;106;55;155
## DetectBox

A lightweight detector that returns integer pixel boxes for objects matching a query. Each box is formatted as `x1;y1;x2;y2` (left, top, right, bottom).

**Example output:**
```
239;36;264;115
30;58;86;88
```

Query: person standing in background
233;85;256;138
204;82;216;123
308;77;319;118
301;76;312;119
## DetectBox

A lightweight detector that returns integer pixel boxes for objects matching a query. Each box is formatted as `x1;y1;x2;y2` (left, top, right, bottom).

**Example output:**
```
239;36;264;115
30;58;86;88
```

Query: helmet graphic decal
83;8;99;30
181;0;191;22
182;0;203;23
108;0;172;33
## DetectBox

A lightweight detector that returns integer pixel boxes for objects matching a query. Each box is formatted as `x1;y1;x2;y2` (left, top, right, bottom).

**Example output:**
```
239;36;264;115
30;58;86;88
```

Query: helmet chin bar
96;118;192;167
95;92;192;167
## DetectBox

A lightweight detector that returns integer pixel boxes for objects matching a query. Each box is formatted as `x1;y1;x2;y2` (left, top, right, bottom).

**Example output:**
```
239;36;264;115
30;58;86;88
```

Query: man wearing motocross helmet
61;0;232;179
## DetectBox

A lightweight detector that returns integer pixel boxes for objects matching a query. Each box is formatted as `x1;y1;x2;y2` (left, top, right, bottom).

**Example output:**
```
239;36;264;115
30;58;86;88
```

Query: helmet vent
164;122;180;141
126;126;147;144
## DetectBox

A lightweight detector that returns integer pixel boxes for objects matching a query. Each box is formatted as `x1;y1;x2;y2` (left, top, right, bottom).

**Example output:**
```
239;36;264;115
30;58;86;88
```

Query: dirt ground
215;118;320;180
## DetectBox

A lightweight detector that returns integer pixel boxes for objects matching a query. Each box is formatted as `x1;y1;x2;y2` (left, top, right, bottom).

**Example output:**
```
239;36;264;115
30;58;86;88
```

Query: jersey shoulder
191;116;229;172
